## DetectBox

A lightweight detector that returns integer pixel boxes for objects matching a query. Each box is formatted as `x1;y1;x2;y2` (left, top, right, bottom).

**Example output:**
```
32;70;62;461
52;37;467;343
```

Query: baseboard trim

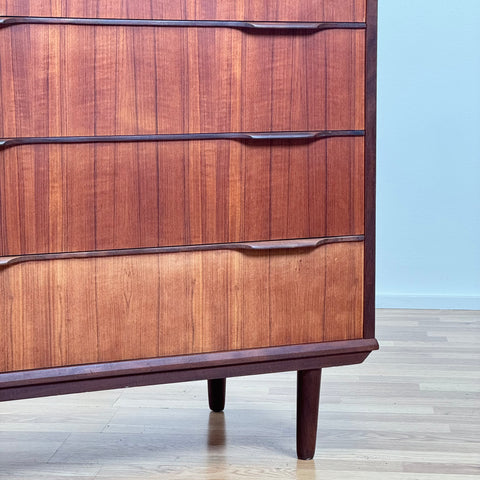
376;294;480;310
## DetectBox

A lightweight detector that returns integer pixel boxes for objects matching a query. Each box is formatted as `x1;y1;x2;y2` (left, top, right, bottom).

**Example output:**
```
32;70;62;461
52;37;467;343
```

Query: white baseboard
376;294;480;310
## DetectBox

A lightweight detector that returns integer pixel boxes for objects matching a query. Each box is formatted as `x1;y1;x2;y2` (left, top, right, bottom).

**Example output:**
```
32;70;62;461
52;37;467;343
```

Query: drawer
0;24;365;137
0;240;364;373
0;1;365;22
0;137;364;256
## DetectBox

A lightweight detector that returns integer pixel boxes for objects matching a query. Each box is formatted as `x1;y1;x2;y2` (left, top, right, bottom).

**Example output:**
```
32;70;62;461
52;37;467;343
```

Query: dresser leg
296;369;322;460
207;378;226;412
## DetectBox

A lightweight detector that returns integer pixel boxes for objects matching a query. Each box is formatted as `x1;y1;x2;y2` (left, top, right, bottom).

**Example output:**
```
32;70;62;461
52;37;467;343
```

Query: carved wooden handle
0;131;364;151
0;236;364;268
0;17;366;31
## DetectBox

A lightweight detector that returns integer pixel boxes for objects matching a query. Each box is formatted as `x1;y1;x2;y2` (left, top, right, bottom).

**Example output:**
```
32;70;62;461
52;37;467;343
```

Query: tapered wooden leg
296;369;322;460
208;378;226;412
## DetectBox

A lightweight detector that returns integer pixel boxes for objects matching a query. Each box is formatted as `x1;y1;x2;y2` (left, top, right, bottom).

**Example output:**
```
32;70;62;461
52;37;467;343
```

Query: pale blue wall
376;1;480;309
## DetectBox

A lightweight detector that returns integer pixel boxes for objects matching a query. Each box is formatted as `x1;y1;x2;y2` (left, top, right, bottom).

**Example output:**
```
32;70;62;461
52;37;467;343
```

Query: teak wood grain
0;25;364;137
0;1;365;22
0;138;364;256
0;241;364;373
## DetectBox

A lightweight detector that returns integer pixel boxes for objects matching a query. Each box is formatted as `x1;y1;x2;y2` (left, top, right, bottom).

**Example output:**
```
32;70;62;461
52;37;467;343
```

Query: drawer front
0;25;364;137
0;138;364;256
0;1;365;22
0;241;364;373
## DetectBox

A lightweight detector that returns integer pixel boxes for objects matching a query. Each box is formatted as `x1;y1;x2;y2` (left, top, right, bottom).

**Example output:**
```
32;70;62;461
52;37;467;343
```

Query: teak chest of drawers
0;0;378;459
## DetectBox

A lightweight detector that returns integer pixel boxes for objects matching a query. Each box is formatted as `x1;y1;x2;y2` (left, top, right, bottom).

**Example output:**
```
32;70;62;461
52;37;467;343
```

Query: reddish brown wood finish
297;369;322;460
363;0;377;339
0;25;364;137
0;242;364;373
0;138;364;256
0;339;378;402
0;1;365;22
0;352;373;402
0;237;364;268
0;339;378;389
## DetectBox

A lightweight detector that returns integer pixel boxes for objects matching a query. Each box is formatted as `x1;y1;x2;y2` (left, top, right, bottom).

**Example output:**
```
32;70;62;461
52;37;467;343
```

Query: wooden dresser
0;0;378;459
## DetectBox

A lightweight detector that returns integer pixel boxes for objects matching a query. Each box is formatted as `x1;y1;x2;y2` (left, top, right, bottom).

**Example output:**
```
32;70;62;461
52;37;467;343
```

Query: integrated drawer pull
0;131;364;151
0;16;366;31
229;237;364;250
245;132;360;140
0;236;364;268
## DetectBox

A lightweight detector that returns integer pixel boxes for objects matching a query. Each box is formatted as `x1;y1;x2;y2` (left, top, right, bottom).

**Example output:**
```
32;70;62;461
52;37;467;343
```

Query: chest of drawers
0;0;378;459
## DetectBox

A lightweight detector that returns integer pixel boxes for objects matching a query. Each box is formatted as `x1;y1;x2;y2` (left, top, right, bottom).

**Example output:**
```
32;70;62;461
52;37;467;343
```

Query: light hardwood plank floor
0;309;479;479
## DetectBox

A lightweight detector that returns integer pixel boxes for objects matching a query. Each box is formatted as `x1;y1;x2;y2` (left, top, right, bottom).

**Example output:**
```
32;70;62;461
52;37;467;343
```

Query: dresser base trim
0;339;378;402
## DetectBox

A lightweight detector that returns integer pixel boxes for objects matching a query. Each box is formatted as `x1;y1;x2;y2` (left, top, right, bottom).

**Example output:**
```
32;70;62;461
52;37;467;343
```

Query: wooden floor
0;309;479;479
